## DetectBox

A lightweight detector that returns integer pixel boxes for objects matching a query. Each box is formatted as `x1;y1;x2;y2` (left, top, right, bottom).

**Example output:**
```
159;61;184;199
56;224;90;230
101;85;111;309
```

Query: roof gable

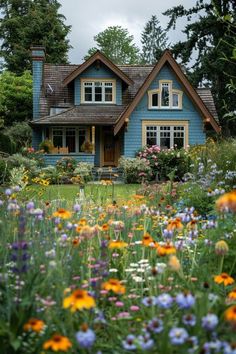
63;51;133;87
114;50;221;135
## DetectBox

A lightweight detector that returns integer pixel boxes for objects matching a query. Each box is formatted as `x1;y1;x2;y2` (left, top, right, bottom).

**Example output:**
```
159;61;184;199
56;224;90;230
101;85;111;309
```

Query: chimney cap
31;46;46;60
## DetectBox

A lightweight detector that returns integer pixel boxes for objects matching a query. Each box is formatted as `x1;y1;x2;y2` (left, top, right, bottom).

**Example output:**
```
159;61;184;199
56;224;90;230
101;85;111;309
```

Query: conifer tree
141;15;168;64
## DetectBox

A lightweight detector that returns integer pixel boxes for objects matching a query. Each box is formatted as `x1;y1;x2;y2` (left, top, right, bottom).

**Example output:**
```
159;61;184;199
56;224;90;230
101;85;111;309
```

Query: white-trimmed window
81;80;115;103
52;127;90;153
148;80;183;109
143;121;188;149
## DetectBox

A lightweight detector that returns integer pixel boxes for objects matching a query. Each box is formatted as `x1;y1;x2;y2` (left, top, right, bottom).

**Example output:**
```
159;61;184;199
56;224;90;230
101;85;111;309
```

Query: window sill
148;107;182;110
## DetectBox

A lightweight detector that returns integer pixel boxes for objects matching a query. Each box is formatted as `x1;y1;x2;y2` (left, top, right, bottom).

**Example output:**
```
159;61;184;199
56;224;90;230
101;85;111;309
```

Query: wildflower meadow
0;141;236;354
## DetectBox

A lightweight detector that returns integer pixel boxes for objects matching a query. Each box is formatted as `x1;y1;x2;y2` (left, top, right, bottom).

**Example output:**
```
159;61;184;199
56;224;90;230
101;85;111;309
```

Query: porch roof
31;105;127;126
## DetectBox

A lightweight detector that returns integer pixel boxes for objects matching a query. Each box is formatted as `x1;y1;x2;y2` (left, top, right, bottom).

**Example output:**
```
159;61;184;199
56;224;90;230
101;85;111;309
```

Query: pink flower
115;301;124;307
130;305;140;312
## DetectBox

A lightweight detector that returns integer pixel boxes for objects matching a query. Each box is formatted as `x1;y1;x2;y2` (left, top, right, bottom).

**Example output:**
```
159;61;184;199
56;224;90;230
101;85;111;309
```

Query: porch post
92;126;95;154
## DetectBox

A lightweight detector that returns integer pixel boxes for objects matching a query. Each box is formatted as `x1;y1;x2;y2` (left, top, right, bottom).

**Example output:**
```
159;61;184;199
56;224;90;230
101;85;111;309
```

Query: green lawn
16;183;140;203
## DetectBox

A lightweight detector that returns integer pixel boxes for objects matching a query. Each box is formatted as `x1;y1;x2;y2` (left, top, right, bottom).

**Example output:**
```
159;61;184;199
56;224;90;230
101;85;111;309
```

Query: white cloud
58;0;196;63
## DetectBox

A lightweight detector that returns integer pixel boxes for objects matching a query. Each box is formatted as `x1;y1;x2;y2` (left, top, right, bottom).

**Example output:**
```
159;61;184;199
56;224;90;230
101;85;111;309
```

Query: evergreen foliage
84;26;140;64
163;0;236;135
0;0;71;74
141;15;169;64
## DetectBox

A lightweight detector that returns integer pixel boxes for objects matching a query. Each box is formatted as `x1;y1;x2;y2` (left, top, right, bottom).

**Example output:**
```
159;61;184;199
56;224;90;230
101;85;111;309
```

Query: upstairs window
82;80;115;103
148;80;183;109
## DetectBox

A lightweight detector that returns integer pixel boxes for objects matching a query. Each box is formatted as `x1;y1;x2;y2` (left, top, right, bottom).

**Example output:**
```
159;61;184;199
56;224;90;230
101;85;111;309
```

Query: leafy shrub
56;157;77;173
7;153;39;172
118;157;152;183
36;166;59;184
39;139;54;153
0;158;10;184
4;122;32;150
0;132;16;154
137;145;190;181
9;165;28;189
73;162;93;182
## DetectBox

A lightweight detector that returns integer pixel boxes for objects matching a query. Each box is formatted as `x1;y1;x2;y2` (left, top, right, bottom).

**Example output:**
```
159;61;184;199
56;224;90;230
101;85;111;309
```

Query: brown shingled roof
32;105;127;126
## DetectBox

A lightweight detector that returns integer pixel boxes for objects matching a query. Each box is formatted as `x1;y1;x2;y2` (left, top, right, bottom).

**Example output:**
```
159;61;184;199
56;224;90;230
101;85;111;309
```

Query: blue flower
138;332;154;350
147;317;164;333
122;335;137;351
176;292;195;309
169;327;188;345
203;340;223;353
156;293;173;309
142;296;158;307
76;326;96;348
182;314;196;327
201;314;218;331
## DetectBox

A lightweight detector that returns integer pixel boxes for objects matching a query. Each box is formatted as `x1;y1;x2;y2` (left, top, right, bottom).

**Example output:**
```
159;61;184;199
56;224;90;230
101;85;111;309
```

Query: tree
84;26;140;64
0;70;32;126
0;0;71;74
163;0;236;135
141;15;169;64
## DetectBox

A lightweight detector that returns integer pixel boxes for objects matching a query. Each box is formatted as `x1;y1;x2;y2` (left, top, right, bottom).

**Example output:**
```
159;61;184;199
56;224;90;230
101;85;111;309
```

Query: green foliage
84;26;140;64
0;0;71;73
118;156;152;183
0;158;9;184
73;162;93;183
0;132;16;154
0;71;32;126
4;122;32;150
141;15;169;64
163;0;236;135
39;139;54;153
56;157;77;173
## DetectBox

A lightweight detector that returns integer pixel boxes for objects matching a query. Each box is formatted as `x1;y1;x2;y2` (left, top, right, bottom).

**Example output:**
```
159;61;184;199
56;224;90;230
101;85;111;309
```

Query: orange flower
72;237;80;246
78;217;87;226
101;278;126;294
43;334;72;352
108;240;128;249
23;318;45;333
102;223;109;231
214;273;235;286
216;190;236;212
224;305;236;323
53;208;72;219
227;288;236;301
166;217;183;231
142;233;154;247
133;194;145;200
63;289;96;312
187;220;198;230
157;243;176;256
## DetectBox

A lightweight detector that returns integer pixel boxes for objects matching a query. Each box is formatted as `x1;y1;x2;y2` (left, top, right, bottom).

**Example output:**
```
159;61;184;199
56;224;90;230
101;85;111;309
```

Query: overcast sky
59;0;197;64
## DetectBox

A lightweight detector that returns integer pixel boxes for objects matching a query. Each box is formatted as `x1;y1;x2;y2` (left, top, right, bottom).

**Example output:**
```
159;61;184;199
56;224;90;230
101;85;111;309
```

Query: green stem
219;255;224;274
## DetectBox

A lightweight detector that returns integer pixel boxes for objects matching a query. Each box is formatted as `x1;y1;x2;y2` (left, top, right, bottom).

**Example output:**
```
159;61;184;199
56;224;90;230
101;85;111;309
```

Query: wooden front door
103;129;115;166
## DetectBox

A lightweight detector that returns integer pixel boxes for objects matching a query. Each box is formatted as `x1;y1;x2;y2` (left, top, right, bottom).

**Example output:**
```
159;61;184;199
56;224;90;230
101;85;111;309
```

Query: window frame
142;120;189;149
81;79;116;104
51;126;91;153
148;80;183;110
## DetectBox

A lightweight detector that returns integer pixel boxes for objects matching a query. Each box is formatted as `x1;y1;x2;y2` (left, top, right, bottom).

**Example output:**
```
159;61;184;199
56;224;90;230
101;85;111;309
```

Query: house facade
31;48;220;166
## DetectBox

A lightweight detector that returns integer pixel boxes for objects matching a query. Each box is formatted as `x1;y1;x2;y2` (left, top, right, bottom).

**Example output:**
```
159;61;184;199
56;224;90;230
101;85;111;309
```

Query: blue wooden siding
43;154;95;166
74;62;122;105
124;65;206;157
32;48;45;119
32;129;42;150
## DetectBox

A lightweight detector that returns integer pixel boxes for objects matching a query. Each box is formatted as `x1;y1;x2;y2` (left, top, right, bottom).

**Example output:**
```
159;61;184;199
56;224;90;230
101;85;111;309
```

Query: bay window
82;80;115;103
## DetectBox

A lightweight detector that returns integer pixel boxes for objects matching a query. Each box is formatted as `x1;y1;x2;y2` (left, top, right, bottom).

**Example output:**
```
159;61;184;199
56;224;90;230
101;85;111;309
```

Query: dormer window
148;80;183;109
81;79;116;104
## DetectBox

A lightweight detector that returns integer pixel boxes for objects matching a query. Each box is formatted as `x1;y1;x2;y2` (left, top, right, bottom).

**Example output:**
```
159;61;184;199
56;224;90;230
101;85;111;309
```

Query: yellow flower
63;289;96;312
142;233;154;247
224;305;236;323
227;288;236;301
167;217;183;231
108;240;128;249
214;273;235;286
101;278;126;294
23;318;45;333
43;334;72;352
215;240;229;255
53;208;72;219
157;243;176;256
216;190;236;212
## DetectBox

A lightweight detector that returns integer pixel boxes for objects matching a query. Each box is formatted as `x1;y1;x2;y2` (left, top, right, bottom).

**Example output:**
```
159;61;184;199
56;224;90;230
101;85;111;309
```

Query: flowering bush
118;156;152;183
56;156;77;173
137;145;190;181
73;162;93;182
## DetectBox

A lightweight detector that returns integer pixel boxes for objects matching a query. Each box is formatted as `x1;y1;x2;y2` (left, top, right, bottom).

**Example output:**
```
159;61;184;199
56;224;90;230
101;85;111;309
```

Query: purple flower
5;188;12;196
147;317;163;334
138;332;154;350
169;327;188;345
175;292;195;309
75;327;96;348
73;203;81;212
182;314;196;327
142;296;158;307
26;201;34;210
122;335;137;351
156;293;173;309
203;340;223;353
202;314;218;331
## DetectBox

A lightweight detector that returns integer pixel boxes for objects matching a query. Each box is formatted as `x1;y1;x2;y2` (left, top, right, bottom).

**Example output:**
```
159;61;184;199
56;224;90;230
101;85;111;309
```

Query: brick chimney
31;46;45;119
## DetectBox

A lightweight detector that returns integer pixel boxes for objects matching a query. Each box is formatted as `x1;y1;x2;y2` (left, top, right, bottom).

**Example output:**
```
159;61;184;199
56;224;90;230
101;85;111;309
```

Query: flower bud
215;240;229;255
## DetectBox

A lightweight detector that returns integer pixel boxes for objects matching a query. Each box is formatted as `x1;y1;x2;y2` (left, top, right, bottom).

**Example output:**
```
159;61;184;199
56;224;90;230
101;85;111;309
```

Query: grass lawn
16;183;141;204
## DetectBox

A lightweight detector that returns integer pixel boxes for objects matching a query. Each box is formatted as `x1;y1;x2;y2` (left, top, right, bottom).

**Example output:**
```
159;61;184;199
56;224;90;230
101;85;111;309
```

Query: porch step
92;167;124;182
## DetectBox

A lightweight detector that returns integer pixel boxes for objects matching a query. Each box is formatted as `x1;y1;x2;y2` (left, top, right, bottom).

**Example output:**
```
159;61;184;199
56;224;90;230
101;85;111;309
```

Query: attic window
81;79;116;104
148;80;183;109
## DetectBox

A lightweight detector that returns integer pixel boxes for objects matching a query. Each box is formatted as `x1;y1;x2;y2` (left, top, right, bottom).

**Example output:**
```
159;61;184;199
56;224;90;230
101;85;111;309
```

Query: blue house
31;47;220;166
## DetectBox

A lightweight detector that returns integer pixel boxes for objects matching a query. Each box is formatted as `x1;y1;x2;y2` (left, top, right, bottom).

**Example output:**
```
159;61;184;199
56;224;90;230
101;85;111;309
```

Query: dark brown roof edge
62;50;134;87
114;50;221;135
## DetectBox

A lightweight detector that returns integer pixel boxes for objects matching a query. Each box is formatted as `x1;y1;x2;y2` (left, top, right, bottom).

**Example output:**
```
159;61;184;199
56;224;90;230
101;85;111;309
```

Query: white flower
109;268;118;273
